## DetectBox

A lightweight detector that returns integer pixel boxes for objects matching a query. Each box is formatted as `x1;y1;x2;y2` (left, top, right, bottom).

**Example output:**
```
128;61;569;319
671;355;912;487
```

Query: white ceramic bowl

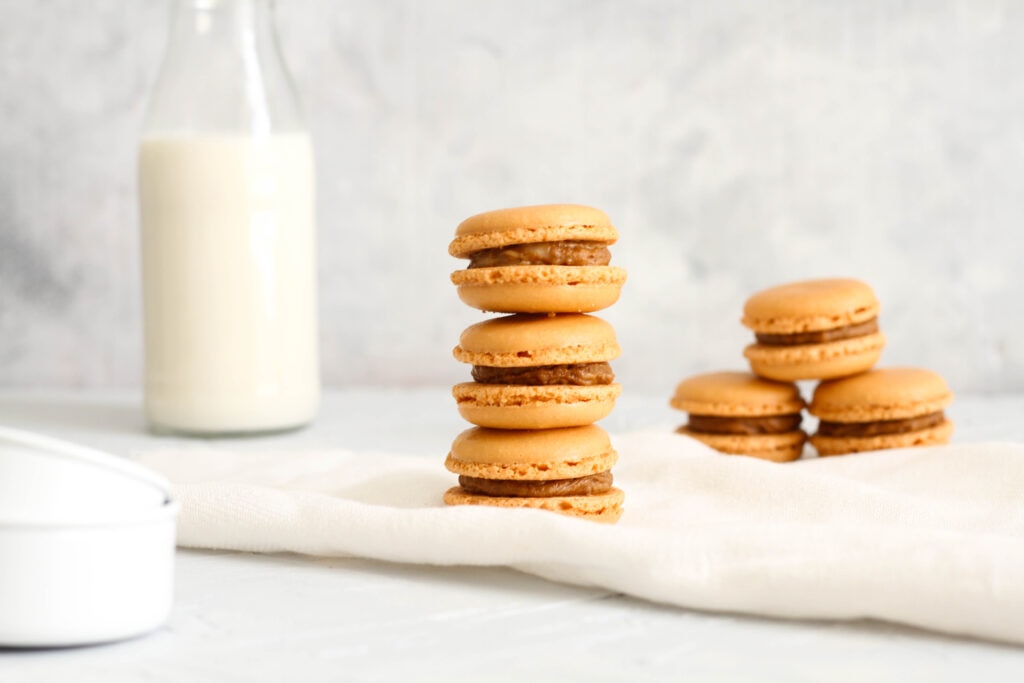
0;427;178;647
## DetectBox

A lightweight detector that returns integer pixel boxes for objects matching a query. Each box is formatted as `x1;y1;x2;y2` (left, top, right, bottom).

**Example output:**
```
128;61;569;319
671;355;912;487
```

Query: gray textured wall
1;1;1022;394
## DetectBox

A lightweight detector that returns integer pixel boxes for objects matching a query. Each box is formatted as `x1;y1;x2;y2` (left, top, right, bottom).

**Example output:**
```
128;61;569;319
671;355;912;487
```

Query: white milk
138;133;319;434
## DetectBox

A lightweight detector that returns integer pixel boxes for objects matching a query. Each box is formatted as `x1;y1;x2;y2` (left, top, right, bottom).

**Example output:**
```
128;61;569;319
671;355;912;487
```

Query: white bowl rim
0;425;172;500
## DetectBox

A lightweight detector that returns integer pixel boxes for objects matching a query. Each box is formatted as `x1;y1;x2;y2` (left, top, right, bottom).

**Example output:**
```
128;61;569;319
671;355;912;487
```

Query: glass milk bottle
138;0;319;435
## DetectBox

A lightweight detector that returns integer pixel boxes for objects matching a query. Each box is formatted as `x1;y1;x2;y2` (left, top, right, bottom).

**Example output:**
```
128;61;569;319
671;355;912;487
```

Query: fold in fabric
140;433;1024;645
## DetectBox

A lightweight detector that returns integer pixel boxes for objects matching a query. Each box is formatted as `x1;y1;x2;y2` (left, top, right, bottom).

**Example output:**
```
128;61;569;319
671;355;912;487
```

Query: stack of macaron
444;204;628;522
672;278;953;459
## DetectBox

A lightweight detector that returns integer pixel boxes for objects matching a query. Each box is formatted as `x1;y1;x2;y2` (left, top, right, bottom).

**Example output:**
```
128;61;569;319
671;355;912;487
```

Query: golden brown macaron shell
452;382;621;430
454;313;620;367
812;421;953;456
444;425;619;480
449;204;626;313
676;428;806;463
443;486;624;523
670;371;805;417
744;333;886;382
742;278;880;334
449;204;618;258
810;367;954;422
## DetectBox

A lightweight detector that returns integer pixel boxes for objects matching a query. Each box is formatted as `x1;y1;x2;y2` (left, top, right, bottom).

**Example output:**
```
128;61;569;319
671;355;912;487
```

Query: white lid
0;426;173;526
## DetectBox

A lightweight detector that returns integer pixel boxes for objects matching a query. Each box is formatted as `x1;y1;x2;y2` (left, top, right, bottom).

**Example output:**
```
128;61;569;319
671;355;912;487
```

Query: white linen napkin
140;432;1024;645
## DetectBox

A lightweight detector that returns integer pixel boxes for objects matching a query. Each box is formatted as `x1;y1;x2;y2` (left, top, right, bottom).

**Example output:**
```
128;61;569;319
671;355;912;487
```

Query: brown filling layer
755;318;879;346
687;414;803;435
458;472;613;498
817;411;945;438
468;241;612;268
472;362;614;386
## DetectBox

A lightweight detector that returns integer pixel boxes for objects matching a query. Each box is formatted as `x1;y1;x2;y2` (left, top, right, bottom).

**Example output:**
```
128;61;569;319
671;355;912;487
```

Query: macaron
443;425;624;523
449;204;628;313
741;278;886;381
670;371;807;462
808;367;954;456
452;313;622;429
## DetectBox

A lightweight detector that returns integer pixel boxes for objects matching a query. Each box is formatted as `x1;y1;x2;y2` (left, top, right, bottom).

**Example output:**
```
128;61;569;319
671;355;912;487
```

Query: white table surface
1;388;1023;682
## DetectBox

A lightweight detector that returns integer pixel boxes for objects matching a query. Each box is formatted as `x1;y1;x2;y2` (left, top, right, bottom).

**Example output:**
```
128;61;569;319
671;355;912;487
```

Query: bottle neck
144;0;303;135
167;0;276;54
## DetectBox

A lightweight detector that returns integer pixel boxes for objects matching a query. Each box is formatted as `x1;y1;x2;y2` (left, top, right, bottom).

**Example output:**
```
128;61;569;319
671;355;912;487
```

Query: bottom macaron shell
443;486;624;524
810;419;954;456
444;450;617;480
744;333;886;382
456;281;624;313
677;428;806;463
453;382;621;429
808;368;955;422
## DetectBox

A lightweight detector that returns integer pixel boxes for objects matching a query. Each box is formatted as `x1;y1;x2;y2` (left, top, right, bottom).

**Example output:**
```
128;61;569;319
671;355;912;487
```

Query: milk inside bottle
139;0;319;434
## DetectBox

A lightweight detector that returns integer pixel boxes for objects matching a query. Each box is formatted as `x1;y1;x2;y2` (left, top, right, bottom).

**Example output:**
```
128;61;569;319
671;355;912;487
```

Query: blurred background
1;0;1022;395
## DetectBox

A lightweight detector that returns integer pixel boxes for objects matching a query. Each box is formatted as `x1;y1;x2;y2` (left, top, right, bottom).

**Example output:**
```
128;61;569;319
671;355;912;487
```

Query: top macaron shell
742;278;880;334
454;313;621;367
670;371;805;417
810;367;954;422
449;204;627;314
445;424;618;480
449;204;618;258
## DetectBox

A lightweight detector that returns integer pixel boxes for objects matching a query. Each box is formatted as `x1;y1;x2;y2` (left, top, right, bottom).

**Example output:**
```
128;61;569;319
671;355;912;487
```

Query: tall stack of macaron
672;278;954;459
444;205;628;522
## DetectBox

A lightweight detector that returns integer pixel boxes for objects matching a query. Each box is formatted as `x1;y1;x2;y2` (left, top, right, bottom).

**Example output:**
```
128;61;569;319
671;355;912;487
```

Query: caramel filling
686;414;803;435
472;362;614;386
816;411;945;438
755;318;879;346
468;241;611;268
458;472;613;498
